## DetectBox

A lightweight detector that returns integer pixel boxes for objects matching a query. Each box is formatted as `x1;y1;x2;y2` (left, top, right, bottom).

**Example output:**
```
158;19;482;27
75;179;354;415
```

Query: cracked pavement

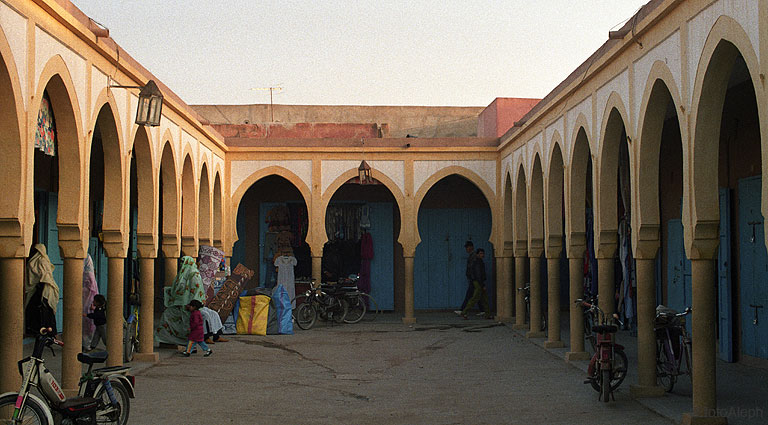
130;314;673;424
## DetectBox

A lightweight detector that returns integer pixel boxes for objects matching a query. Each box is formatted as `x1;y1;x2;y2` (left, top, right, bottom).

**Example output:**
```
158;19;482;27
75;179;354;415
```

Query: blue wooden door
667;219;692;334
415;208;493;309
738;176;768;360
717;188;734;362
367;203;394;310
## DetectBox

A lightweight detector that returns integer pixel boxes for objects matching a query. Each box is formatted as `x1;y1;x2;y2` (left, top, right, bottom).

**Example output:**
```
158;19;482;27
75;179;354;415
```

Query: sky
71;1;649;107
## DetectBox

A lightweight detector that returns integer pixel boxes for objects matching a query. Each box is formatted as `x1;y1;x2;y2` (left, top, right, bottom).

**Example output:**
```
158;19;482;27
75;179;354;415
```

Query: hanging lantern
358;160;372;184
135;80;163;126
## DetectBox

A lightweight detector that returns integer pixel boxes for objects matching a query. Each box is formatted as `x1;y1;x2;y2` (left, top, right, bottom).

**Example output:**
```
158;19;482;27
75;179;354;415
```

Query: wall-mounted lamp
358;160;372;184
110;80;164;126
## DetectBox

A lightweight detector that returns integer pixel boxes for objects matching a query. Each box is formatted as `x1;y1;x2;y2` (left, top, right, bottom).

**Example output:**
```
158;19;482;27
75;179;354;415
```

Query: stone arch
129;125;157;241
159;141;179;251
635;61;686;256
568;113;592;161
566;126;592;257
529;154;545;253
89;99;126;236
322;167;405;248
514;163;528;252
180;153;198;255
34;55;85;233
0;26;25;241
232;166;312;232
595;92;631;255
546;140;565;257
198;162;212;245
212;171;223;248
689;15;765;254
503;171;514;246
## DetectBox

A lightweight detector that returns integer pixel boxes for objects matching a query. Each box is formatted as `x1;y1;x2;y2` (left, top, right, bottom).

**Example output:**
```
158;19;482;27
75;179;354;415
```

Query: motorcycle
577;299;628;402
295;281;349;330
0;328;135;425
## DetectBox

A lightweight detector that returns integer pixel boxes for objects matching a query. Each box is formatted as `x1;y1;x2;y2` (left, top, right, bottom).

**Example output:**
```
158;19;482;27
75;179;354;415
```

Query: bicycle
518;284;546;332
655;305;692;392
0;327;135;425
577;299;628;402
581;294;598;352
123;283;140;363
294;281;349;330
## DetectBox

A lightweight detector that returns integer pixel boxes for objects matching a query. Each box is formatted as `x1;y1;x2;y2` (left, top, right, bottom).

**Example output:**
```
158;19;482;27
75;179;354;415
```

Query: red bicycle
577;299;628;402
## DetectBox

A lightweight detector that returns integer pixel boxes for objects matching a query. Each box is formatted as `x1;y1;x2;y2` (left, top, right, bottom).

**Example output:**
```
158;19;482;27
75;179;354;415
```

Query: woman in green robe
155;256;206;345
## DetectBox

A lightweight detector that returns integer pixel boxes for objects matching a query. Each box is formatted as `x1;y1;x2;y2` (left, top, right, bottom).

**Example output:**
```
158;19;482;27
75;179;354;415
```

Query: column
0;258;24;392
106;257;125;367
527;256;545;338
544;257;564;348
498;256;514;322
597;257;615;316
164;256;178;287
565;257;589;361
134;257;159;363
513;256;527;329
311;256;322;285
630;258;665;397
681;259;726;425
403;256;415;324
62;257;84;393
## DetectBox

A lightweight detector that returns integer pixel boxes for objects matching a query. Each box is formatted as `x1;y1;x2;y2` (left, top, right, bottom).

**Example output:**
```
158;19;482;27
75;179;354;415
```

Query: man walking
461;248;491;319
454;241;476;315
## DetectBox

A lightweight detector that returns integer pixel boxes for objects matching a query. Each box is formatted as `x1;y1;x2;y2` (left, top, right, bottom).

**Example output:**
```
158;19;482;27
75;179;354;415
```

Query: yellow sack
236;295;270;335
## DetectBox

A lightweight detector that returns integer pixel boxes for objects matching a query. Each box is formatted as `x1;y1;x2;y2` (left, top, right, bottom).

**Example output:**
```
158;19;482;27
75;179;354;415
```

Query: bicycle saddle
592;324;618;334
77;351;108;365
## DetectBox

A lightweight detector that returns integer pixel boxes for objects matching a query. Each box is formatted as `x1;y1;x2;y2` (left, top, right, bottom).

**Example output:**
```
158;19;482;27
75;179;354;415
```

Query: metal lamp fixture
358;160;372;184
110;80;163;126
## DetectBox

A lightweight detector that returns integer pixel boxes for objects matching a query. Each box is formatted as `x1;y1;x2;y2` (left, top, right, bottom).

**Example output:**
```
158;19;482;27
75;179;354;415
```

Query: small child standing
83;294;107;351
182;300;212;357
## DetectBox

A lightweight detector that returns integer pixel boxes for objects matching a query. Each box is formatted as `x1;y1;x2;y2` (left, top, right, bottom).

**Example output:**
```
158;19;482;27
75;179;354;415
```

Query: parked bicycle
295;281;349;330
335;276;381;324
518;284;546;332
655;305;692;392
581;294;599;352
576;299;628;402
123;286;140;363
0;327;135;425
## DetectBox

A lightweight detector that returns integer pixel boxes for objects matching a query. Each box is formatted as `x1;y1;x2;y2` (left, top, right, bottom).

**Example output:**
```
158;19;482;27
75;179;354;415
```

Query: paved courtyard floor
127;314;671;425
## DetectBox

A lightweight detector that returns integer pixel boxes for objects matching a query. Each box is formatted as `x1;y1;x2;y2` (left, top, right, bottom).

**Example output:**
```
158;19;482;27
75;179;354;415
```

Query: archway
198;164;212;246
233;175;311;297
528;154;545;336
545;142;568;345
514;164;529;326
156;141;179;313
415;174;491;312
180;154;197;257
213;172;223;249
324;175;401;311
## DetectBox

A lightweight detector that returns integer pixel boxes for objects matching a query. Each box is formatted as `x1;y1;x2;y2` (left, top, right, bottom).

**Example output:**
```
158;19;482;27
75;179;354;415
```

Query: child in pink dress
182;300;212;357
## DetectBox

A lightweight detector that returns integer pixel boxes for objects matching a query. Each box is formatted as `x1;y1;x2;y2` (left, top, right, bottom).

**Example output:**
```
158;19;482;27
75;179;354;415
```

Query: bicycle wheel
94;379;130;425
601;369;611;402
343;295;367;324
610;349;628;391
656;342;676;392
296;303;317;330
0;393;51;425
360;293;380;320
123;321;137;363
332;298;349;324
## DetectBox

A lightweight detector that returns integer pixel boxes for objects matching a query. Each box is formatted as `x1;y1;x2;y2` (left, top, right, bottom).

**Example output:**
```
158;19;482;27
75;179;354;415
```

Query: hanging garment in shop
274;255;297;307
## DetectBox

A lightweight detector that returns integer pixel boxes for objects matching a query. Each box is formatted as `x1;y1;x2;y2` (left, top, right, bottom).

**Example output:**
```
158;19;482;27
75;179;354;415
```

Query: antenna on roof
250;85;283;122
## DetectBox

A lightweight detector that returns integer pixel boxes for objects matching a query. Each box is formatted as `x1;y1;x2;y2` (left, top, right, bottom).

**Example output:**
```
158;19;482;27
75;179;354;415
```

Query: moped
577;299;628;402
0;328;135;425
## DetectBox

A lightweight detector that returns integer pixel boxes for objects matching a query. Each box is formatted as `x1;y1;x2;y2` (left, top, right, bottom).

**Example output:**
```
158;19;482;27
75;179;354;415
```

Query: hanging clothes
359;232;374;295
274;255;297;307
155;256;206;345
82;255;99;348
25;244;59;335
34;92;56;156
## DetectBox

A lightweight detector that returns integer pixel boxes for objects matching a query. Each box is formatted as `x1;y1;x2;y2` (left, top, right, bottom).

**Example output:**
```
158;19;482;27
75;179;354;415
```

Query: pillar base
681;414;728;425
629;384;666;398
525;331;545;339
133;352;160;363
402;317;416;325
565;351;591;361
495;315;513;323
512;323;528;330
543;340;565;349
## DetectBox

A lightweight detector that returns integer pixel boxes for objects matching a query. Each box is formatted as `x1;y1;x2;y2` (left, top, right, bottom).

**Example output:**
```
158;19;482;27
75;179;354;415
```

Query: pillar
106;257;124;367
681;259;726;425
311;256;322;286
497;256;513;322
164;256;178;287
630;258;665;397
565;257;589;361
134;257;159;363
513;256;527;329
527;256;545;338
0;258;24;392
62;257;84;393
597;257;615;316
403;256;415;324
544;257;563;348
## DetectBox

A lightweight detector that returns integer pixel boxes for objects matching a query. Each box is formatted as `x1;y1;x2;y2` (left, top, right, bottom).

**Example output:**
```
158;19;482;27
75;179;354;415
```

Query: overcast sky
71;1;648;107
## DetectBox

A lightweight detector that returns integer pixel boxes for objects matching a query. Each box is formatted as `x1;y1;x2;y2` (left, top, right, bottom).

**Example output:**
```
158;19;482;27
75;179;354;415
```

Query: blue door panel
667;219;692;334
738;176;768;360
718;188;734;362
367;202;394;310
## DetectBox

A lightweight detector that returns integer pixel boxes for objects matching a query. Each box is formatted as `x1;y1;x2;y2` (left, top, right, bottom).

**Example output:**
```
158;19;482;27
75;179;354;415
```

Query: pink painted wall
477;98;540;138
